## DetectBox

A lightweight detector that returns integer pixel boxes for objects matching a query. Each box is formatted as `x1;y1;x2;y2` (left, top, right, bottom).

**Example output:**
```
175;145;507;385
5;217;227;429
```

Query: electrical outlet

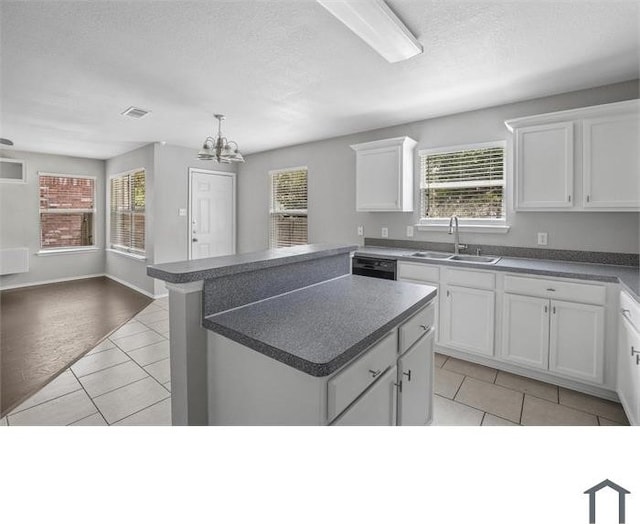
357;225;364;236
406;225;414;237
537;232;548;246
381;227;389;238
178;208;187;216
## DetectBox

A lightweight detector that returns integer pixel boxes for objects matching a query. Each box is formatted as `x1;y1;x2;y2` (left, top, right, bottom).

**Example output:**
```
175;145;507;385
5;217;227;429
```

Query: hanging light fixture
197;114;244;163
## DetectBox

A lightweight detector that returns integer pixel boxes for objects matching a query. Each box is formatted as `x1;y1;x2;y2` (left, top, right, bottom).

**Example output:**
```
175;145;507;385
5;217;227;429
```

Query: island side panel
208;332;327;425
167;281;208;426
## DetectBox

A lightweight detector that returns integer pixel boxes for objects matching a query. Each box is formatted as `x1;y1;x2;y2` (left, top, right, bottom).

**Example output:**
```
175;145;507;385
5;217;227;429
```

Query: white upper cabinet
506;99;640;212
583;112;640;209
351;136;417;212
514;122;574;209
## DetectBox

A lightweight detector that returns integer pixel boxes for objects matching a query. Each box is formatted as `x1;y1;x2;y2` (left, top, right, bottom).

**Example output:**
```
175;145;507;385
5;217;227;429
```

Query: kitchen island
148;244;437;425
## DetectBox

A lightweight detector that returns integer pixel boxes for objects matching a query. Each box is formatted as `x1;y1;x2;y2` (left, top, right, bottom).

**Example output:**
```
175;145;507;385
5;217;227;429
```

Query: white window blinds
420;145;505;219
269;168;308;248
110;170;145;254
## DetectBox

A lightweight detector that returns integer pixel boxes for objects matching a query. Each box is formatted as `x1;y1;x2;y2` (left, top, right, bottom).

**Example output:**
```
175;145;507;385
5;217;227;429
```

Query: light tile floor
433;355;629;426
2;296;172;426
0;296;630;426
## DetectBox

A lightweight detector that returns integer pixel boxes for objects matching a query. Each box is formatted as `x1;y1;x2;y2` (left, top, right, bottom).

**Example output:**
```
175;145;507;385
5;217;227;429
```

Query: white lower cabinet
441;284;495;356
397;329;434;425
502;293;549;370
617;305;640;425
502;293;604;384
549;300;604;383
332;366;398;426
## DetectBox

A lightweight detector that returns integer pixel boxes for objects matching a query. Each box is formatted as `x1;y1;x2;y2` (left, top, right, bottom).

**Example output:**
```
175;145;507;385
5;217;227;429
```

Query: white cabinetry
514;122;573;209
501;275;605;384
332;366;398;426
502;293;550;370
351;136;417;212
506;99;639;212
549;300;604;383
618;291;640;425
583;112;640;209
440;268;495;357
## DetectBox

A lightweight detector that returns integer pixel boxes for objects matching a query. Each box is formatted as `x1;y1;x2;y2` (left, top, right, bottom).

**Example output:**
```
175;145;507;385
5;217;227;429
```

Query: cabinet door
549;300;604;383
618;315;640;425
583;113;640;209
515;122;574;209
356;146;402;211
502;294;549;370
398;330;434;426
332;366;398;426
441;285;495;356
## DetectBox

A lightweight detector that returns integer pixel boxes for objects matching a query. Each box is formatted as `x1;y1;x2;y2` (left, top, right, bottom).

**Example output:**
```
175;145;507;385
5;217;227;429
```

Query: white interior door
189;169;236;260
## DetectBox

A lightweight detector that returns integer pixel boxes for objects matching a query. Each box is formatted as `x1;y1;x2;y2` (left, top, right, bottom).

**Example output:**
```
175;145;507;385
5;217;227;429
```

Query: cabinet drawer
441;267;495;290
398;262;439;283
327;330;397;421
621;290;640;331
504;275;606;305
399;302;435;355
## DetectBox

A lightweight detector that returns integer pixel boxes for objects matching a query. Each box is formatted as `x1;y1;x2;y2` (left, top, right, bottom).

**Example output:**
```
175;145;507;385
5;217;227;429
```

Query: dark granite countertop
355;246;640;300
203;275;437;377
147;243;357;284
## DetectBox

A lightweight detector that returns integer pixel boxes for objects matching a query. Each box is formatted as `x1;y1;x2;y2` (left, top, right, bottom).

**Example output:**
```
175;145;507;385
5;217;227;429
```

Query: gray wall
106;143;237;296
105;144;156;295
0;150;106;288
238;80;640;255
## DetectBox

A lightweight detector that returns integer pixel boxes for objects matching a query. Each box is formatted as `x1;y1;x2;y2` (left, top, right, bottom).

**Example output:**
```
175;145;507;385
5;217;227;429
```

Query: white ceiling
1;0;639;160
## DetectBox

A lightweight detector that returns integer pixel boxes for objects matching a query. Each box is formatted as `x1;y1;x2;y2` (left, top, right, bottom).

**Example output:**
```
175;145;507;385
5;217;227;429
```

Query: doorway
188;168;236;260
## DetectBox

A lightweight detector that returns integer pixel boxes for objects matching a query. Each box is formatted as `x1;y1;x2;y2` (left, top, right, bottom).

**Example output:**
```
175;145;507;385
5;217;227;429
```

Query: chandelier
197;114;244;163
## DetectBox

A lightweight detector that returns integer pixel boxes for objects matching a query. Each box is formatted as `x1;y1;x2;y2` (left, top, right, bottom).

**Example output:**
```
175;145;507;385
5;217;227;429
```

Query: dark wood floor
1;277;152;416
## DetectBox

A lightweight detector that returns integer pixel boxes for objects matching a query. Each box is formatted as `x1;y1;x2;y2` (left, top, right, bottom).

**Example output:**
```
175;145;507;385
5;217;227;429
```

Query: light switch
178;208;187;217
381;227;389;238
406;225;414;237
357;225;364;236
537;232;548;246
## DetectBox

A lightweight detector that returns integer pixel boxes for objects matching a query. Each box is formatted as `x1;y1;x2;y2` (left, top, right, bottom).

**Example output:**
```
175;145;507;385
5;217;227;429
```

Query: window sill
36;247;100;256
416;223;510;234
106;248;147;261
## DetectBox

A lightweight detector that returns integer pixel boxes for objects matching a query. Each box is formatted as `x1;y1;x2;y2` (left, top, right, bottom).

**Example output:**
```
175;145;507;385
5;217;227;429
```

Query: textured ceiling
1;0;639;159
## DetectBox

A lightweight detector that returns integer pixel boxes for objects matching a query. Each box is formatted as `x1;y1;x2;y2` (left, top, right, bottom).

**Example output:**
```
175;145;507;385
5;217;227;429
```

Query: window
420;142;505;224
39;173;96;250
269;167;308;248
109;169;145;255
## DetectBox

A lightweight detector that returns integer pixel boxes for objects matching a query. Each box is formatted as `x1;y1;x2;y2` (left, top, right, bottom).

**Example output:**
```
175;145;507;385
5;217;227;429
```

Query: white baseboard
0;273;106;291
105;274;159;299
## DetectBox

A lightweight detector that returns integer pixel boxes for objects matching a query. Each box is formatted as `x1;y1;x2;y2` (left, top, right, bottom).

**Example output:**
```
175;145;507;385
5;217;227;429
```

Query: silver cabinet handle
403;369;412;382
419;324;430;331
544;305;548;313
631;346;639;356
393;381;403;393
192;238;198;242
369;369;381;378
552;306;556;314
622;309;632;322
636;354;640;366
546;288;556;292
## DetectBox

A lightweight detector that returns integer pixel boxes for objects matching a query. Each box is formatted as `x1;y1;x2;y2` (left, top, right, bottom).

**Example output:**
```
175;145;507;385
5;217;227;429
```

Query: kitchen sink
448;254;501;264
410;251;452;259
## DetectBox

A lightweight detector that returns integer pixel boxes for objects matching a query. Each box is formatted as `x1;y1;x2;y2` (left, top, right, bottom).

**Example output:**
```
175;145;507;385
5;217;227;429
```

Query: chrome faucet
448;215;467;255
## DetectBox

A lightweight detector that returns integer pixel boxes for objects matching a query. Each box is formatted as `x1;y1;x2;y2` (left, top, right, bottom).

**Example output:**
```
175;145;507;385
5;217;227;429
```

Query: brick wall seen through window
39;174;95;249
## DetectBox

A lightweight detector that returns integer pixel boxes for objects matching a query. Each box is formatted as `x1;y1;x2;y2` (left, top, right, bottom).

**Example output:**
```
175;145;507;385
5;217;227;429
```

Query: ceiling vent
121;106;151;119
